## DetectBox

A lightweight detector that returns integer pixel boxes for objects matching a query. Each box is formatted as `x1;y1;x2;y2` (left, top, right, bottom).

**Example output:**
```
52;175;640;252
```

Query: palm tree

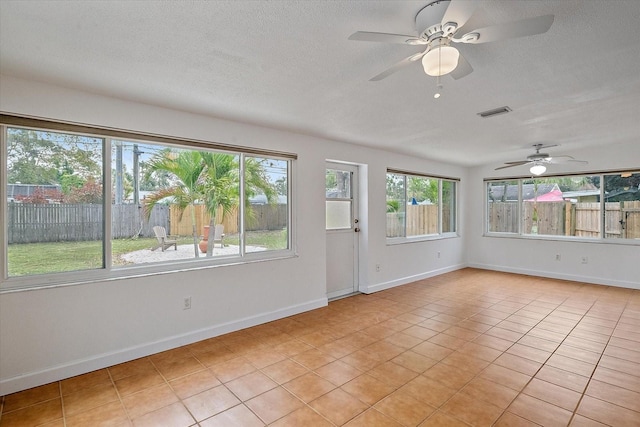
243;156;278;213
201;155;277;256
144;150;205;257
144;150;278;257
200;153;238;256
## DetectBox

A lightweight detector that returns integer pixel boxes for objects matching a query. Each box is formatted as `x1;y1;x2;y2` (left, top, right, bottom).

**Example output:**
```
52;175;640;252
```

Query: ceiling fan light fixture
422;45;459;76
530;163;546;176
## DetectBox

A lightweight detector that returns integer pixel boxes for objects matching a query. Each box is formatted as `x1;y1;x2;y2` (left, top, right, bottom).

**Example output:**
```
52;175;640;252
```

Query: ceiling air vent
477;106;512;118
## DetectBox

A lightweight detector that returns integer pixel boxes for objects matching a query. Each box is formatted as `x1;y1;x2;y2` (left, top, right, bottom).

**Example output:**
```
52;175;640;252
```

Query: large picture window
486;172;640;241
1;117;294;290
386;170;458;241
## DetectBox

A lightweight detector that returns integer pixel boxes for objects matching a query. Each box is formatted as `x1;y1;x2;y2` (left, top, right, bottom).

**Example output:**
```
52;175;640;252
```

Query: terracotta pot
199;225;210;253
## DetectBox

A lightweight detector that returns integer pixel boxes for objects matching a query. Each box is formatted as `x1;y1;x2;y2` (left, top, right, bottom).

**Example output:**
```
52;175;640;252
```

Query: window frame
484;171;640;245
385;169;459;244
1;115;297;292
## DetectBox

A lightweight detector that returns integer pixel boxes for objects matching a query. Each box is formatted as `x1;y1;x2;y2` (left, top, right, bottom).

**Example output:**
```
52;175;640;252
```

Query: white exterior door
325;163;359;299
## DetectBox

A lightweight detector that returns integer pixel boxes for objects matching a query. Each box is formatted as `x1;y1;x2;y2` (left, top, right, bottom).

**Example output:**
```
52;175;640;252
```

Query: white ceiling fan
349;0;554;82
496;144;588;176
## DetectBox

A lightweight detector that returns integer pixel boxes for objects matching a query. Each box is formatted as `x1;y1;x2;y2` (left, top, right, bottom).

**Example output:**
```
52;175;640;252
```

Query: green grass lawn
225;229;288;249
7;230;287;276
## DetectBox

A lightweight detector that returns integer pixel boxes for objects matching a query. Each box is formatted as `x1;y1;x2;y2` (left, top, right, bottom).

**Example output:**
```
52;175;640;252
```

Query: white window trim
484;174;640;245
385;170;460;244
0;116;297;292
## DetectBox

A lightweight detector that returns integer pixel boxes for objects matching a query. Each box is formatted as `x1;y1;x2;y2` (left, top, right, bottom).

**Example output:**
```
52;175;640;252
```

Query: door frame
325;162;360;299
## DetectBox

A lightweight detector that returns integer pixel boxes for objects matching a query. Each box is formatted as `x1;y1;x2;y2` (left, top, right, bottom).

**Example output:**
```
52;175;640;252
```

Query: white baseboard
0;297;327;396
359;264;466;294
467;263;640;290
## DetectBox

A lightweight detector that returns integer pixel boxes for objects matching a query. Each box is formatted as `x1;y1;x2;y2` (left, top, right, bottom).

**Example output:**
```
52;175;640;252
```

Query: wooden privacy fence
169;204;288;237
488;201;640;238
7;203;169;244
488;202;518;233
387;205;439;237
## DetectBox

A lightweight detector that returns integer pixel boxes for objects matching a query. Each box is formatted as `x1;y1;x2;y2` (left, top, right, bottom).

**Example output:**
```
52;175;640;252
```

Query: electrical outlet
556;254;561;261
375;264;380;272
183;296;192;310
581;256;588;264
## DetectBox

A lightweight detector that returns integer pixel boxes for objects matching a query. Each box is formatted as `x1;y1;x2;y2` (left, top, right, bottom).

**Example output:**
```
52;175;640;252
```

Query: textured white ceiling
1;0;639;167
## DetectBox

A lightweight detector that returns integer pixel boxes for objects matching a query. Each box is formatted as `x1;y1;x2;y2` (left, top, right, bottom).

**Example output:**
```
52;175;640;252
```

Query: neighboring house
561;190;600;203
562;186;640;203
605;187;640;202
488;183;562;202
6;183;62;203
248;194;288;205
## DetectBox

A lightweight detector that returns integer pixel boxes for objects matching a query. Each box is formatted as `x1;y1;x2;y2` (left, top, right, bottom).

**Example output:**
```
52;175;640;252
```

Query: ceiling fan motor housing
527;153;551;162
416;0;451;35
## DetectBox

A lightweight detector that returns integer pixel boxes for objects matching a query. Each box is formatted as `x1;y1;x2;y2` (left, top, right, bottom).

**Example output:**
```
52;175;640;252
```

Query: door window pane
326;168;352;230
326;169;351;198
326;200;352;229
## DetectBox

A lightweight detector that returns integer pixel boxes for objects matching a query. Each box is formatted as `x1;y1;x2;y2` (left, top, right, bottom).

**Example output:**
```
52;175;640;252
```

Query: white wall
466;142;640;289
0;75;467;395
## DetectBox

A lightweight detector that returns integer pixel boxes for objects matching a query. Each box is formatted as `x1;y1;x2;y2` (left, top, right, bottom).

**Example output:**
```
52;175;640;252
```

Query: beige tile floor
1;268;639;426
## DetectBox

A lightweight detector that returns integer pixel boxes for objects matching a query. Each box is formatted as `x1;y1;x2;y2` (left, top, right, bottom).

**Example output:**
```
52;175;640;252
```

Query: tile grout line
59;380;67;427
148;352;205;425
105;361;131;426
566;296;632;426
446;291;595;425
499;295;601;424
367;290;533;426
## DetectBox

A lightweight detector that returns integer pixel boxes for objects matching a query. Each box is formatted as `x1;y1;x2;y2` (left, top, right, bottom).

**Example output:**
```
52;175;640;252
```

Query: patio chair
152;226;177;251
213;224;225;248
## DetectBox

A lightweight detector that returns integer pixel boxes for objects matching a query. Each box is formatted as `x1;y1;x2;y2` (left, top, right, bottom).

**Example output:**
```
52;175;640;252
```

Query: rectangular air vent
477;106;512;118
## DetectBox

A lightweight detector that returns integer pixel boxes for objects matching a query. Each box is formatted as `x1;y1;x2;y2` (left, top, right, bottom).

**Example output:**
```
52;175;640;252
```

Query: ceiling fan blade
495;161;529;170
551;157;588;165
369;54;419;81
348;31;423;45
459;14;554;44
441;0;478;28
449;53;473;80
548;155;575;163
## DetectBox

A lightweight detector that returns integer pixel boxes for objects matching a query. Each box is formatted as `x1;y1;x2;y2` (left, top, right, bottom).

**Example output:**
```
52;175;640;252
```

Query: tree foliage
13;188;63;204
143;150;277;256
7;128;101;186
65;179;103;204
408;176;438;204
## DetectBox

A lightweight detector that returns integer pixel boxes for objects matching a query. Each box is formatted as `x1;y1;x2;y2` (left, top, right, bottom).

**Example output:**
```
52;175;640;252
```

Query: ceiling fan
349;0;554;83
496;144;588;176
